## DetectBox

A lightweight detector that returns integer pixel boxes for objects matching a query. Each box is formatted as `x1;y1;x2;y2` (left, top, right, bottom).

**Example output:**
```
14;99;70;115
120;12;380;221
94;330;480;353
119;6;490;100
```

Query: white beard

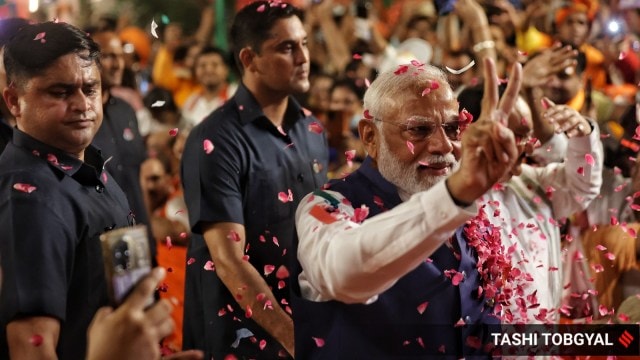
377;136;459;199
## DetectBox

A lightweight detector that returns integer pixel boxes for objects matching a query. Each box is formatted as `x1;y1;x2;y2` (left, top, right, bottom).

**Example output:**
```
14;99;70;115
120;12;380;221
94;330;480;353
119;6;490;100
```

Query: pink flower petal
275;265;290;279
596;244;607;251
34;32;46;41
451;272;464;286
273;236;279;247
308;122;323;134
203;139;214;154
345;149;356;161
585;153;595;166
259;339;267;350
363;109;373;119
352;53;362;60
421;87;431;96
577;167;585;175
29;334;43;346
278;189;294;203
256;4;266;12
245;305;253;318
605;252;616;261
417;301;429;314
406;141;415;154
13;183;37;193
454;318;465;327
227;230;241;242
312;337;325;347
204;260;215;271
598;305;609;317
169;128;179;137
165;236;173;249
264;264;277;277
351;205;369;223
394;65;409;75
187;257;196;265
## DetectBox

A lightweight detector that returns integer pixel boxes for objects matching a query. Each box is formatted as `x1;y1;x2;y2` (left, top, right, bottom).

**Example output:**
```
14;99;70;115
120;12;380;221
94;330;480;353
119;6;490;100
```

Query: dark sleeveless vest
292;157;498;359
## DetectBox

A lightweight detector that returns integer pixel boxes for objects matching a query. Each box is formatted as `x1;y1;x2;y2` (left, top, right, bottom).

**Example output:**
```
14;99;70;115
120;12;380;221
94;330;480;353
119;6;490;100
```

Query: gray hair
363;62;451;125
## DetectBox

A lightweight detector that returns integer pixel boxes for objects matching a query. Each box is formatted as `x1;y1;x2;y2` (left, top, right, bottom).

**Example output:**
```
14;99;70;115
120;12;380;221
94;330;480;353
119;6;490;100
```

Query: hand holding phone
100;225;153;306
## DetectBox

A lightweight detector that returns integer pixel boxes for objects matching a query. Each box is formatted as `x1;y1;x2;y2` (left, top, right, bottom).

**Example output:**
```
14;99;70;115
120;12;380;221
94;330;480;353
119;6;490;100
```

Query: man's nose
426;126;454;155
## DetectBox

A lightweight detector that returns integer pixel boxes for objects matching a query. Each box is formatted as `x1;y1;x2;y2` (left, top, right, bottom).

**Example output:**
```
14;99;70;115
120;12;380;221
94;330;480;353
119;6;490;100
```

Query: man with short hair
181;46;237;129
0;21;133;359
181;1;328;358
292;59;522;357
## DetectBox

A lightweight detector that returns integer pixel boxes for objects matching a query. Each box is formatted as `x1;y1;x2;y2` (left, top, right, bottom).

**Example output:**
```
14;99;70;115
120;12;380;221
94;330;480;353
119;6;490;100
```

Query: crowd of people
0;0;638;358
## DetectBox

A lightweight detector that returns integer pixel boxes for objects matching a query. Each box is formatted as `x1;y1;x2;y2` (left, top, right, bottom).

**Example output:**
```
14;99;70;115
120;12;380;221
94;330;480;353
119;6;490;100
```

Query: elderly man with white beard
291;58;524;359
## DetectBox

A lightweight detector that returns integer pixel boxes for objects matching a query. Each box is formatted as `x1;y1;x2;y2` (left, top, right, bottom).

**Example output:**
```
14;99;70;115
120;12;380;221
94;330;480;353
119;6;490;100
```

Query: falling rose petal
611;216;619;226
352;53;362;60
577;167;585;175
277;126;287;136
257;4;266;12
275;265;290;279
180;232;187;239
203;139;215;154
308;122;323;134
598;305;609;317
272;236;279;247
352;205;369;223
445;60;475;75
47;153;59;165
618;313;630;322
29;334;43;346
451;271;464;286
204;260;215;271
614;182;628;192
312;337;325;347
302;107;312;117
227;230;241;242
394;64;409;75
406;141;415;155
187;257;196;265
241;255;249;261
596;244;607;251
277;280;285;289
631;204;640;212
619;51;627;60
165;236;173;249
238;105;244;111
430;81;440;90
363;109;373;119
628;227;637;237
438;344;446;353
585;153;595;166
421;87;431;96
245;305;253;318
364;78;371;88
417;301;429;314
259;339;267;350
605;252;616;261
264;265;275;276
169;128;179;137
278;189;294;203
151;100;165;108
454;318;465;327
259;235;266;243
34;32;46;41
416;337;425;348
345;150;356;162
13;183;37;193
150;19;159;38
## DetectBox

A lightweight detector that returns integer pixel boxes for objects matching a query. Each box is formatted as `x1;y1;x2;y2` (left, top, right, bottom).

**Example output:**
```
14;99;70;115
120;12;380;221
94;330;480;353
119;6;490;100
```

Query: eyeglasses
373;117;463;142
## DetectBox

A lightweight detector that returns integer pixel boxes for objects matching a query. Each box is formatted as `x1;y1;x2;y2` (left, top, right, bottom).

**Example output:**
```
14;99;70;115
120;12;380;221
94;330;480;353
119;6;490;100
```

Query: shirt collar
233;82;309;127
12;128;106;185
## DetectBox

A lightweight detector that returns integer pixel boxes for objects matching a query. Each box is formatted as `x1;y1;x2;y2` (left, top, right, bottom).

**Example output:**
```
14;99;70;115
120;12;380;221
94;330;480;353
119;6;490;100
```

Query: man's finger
497;62;523;117
481;58;500;117
122;267;166;311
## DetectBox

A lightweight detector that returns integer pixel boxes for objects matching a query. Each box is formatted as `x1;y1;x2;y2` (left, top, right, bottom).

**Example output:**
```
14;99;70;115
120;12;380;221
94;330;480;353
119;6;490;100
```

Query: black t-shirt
181;83;329;359
0;129;132;359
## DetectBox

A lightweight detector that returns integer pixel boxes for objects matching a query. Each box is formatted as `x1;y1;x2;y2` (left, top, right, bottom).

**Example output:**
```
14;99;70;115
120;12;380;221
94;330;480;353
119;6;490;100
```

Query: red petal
169;128;179;137
203;139;215;154
312;337;325;347
13;183;37;193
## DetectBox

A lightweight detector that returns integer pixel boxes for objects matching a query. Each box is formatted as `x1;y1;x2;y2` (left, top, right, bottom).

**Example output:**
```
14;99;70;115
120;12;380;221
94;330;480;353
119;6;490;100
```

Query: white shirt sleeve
295;180;476;304
526;122;603;219
530;133;569;165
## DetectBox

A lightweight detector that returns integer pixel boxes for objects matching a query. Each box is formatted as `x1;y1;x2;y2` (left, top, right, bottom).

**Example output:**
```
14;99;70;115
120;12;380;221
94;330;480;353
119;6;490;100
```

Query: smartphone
434;0;457;15
100;225;152;306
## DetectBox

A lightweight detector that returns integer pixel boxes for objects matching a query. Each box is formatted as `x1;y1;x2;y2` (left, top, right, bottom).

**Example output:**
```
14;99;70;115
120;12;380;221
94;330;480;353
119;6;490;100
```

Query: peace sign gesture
446;58;523;204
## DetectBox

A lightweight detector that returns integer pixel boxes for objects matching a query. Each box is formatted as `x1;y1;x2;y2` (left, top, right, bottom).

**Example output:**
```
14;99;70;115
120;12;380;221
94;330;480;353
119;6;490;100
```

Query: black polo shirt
181;83;329;359
93;95;156;258
0;119;12;154
0;129;132;359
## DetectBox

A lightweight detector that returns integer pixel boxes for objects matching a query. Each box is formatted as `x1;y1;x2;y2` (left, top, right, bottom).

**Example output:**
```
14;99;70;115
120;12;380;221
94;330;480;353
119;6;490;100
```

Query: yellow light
28;0;39;13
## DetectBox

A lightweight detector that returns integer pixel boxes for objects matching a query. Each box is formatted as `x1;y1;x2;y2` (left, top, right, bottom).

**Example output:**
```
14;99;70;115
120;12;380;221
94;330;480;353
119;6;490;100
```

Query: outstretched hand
447;58;522;204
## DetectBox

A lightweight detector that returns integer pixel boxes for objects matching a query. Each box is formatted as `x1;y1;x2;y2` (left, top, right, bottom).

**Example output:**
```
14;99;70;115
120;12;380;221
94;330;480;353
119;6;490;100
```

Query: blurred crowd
1;0;640;356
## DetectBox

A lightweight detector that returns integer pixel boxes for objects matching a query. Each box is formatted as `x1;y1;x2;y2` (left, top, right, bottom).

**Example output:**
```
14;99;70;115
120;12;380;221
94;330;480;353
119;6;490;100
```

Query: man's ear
238;47;256;73
358;118;379;160
3;86;21;118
